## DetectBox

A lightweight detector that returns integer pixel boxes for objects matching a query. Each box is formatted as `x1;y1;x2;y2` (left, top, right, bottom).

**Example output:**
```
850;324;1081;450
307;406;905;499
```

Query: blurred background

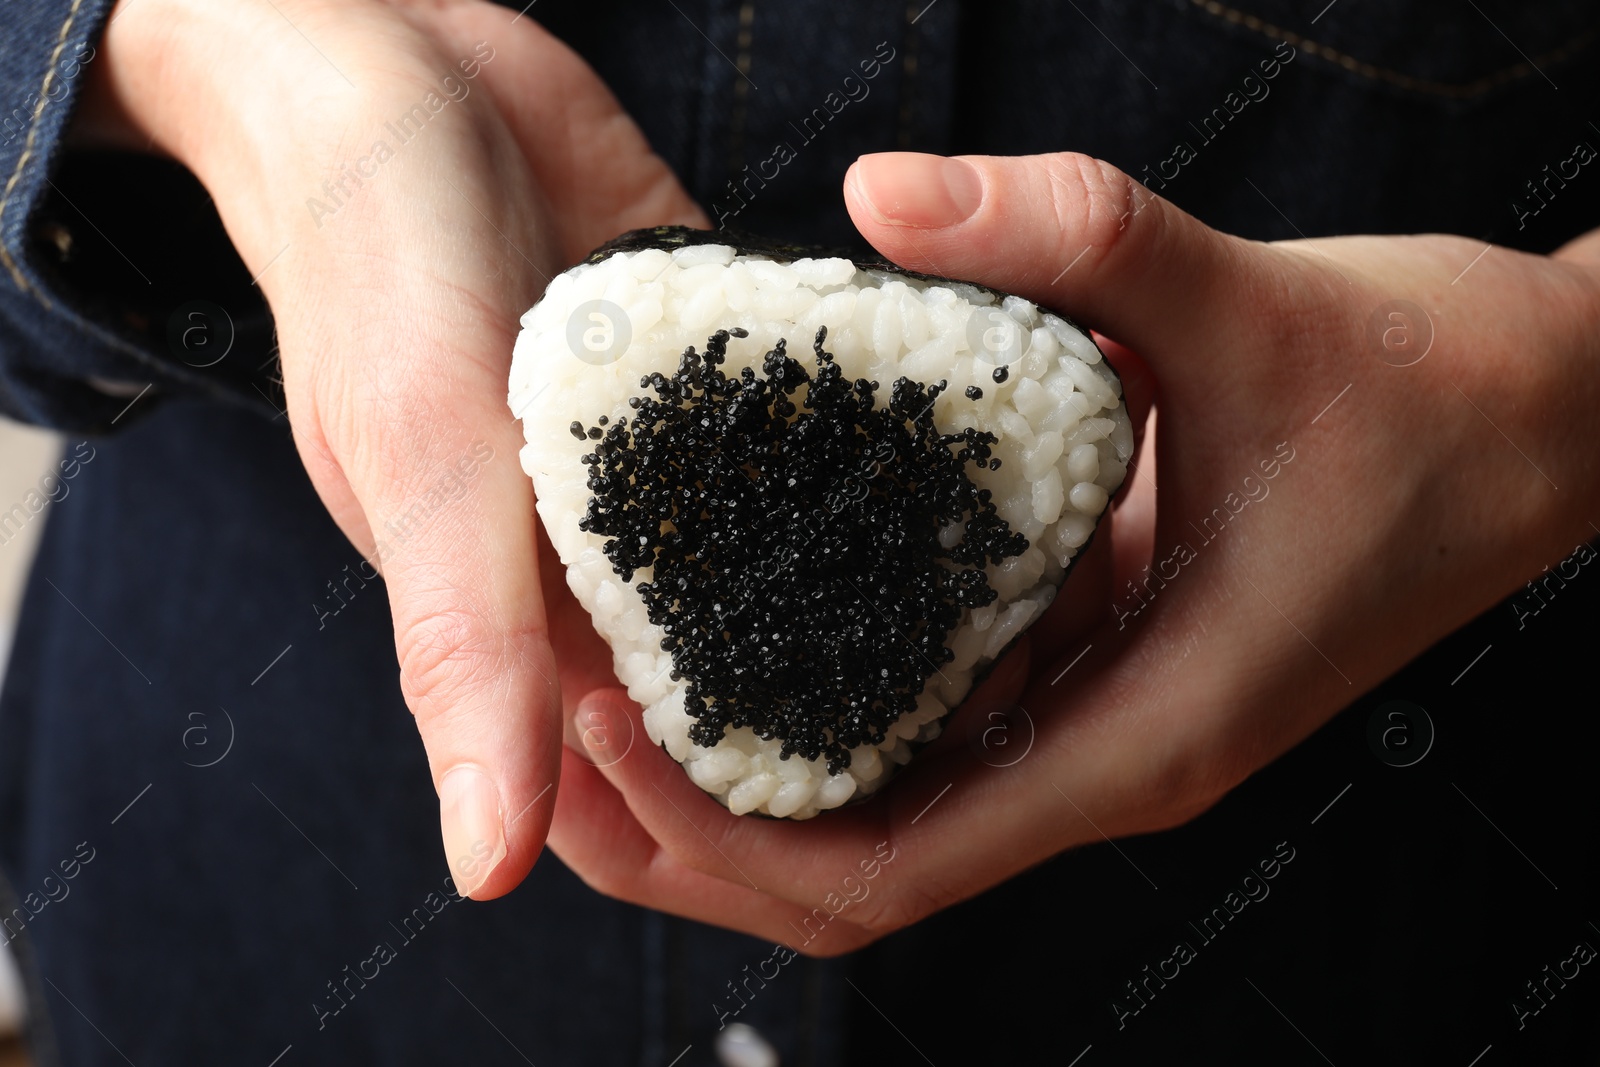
0;418;62;1067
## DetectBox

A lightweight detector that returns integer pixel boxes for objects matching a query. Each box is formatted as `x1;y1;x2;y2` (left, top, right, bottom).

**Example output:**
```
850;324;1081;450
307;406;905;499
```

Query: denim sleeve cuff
0;0;280;432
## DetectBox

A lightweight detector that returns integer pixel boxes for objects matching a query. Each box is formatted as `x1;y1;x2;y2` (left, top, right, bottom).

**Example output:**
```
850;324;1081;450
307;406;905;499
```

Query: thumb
843;151;1270;380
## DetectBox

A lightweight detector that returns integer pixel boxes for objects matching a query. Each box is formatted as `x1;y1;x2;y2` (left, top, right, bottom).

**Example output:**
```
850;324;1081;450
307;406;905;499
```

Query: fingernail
439;765;506;897
853;153;983;228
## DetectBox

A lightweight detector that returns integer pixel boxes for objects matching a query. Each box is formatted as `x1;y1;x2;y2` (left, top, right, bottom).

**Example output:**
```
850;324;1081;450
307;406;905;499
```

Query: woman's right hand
86;0;705;897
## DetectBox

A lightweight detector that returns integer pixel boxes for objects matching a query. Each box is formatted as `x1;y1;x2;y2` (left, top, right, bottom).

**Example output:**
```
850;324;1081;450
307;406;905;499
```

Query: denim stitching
1188;0;1599;99
0;0;90;305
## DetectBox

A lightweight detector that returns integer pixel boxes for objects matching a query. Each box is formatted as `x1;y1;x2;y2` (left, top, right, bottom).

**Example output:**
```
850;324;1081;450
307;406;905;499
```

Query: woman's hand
90;0;705;897
546;150;1600;953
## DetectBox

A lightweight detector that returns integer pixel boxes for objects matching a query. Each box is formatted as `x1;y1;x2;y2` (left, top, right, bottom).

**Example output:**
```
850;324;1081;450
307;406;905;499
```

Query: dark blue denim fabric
0;0;119;430
1;398;856;1066
2;1;1600;1065
0;0;283;433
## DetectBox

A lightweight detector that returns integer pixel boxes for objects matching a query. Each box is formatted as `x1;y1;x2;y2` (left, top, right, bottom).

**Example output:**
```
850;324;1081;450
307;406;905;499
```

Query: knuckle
1043;152;1151;266
395;606;506;720
845;867;949;934
348;383;451;494
674;822;749;881
848;888;929;934
1140;737;1239;832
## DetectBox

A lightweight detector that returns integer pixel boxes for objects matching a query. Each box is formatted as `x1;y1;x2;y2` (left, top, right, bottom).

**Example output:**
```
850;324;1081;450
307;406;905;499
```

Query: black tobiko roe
577;327;1028;774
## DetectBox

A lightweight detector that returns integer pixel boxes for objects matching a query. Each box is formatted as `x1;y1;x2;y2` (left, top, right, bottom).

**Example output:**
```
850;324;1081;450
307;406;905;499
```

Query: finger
1025;521;1112;668
1094;334;1155;499
842;151;1277;379
576;685;1046;936
578;657;1216;935
548;712;877;956
1110;410;1158;596
574;690;923;913
288;262;563;901
370;396;560;901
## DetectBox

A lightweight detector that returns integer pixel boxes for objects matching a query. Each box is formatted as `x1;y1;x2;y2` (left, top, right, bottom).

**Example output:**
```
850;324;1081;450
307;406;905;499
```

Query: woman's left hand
543;151;1600;953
